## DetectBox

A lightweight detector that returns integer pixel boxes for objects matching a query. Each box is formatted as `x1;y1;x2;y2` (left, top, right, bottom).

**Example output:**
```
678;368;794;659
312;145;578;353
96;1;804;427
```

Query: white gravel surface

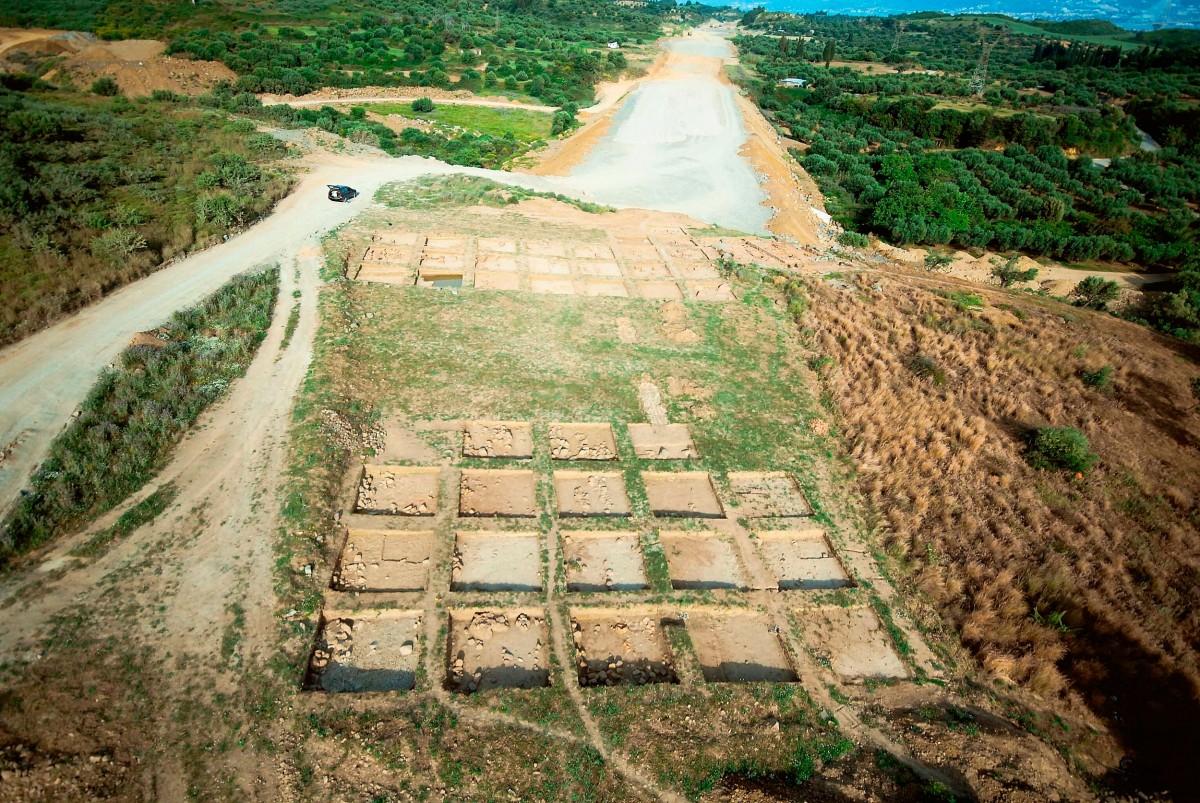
563;36;770;234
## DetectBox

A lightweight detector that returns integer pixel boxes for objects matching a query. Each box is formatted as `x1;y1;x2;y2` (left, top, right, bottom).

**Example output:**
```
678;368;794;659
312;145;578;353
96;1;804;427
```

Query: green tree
822;40;836;68
411;96;436;113
990;255;1039;288
1071;276;1121;310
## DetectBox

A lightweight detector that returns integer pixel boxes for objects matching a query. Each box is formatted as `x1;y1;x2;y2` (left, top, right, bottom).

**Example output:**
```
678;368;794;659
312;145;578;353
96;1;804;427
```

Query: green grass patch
376;175;612;214
69;482;178;559
365;102;553;142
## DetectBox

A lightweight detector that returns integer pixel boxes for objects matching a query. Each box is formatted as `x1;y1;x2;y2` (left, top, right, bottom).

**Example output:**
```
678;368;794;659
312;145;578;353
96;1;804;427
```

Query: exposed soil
727;471;814;518
332;528;434;591
553;471;632;517
462;420;535;459
452;531;542;592
458;469;538;517
643;471;725;517
687;610;798;683
571;611;677;687
796;607;908;680
562;531;649;592
447;610;550;692
660;531;746;590
310;613;422;692
0;28;235;96
628;423;698;459
355;465;440;515
548;422;618;460
755;529;851;591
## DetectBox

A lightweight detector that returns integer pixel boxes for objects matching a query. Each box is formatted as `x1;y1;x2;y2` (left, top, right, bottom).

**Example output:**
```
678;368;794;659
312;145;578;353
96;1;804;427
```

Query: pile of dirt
0;27;234;96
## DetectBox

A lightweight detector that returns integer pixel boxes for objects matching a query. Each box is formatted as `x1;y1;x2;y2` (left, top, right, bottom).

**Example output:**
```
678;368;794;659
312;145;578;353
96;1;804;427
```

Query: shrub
990;255;1039;288
411;96;435;113
1026;427;1098;473
837;230;870;248
924;252;953;271
91;77;120;96
90;228;147;263
195;193;247;228
1079;364;1114;389
1071;276;1121;310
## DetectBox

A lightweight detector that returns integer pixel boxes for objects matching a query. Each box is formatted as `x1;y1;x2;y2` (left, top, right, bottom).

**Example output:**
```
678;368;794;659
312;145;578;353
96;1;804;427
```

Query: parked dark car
327;184;359;202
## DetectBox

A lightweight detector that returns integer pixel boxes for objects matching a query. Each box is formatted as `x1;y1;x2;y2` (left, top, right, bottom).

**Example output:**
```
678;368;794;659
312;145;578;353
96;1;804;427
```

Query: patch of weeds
869;596;913;658
2;268;278;565
935;290;984;311
70;482;177;558
279;301;301;352
997;302;1027;320
906;353;946;386
1078;364;1113;390
377;175;612;214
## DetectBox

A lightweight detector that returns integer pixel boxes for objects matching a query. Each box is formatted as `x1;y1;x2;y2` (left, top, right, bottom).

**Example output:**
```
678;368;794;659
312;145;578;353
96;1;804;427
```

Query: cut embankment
0;268;280;565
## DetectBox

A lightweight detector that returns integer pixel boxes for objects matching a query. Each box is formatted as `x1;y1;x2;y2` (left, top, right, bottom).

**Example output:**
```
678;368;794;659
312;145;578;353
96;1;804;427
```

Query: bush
1072;276;1121;310
91;77;120;96
924;252;953;271
1026;427;1098;473
411;96;435;113
837;231;870;248
90;228;147;263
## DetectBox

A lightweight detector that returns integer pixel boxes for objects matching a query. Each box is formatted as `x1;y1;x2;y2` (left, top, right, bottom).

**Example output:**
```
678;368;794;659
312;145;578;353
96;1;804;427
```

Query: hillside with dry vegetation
792;266;1200;793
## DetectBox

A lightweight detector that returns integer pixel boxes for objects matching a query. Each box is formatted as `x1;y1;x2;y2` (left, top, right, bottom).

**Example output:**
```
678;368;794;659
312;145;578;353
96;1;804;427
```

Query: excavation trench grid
554;471;632;517
727;471;814;517
461;420;534;459
562;531;648;592
548;422;618;460
659;531;746;590
642;471;725;518
796;607;908;680
447;609;551;692
627;424;697;460
571;609;678;687
459;469;538;517
686;610;798;683
309;611;422;692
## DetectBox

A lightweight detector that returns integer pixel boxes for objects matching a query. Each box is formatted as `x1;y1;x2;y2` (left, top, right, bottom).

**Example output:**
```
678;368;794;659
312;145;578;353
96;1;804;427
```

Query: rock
399;641;413;656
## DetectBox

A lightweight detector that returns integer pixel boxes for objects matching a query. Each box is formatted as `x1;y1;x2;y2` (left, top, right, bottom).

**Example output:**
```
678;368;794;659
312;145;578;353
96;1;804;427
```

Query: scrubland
794;268;1200;790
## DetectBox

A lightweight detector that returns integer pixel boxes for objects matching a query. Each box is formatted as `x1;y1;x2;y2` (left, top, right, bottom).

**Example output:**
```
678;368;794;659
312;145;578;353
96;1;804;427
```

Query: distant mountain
739;0;1198;30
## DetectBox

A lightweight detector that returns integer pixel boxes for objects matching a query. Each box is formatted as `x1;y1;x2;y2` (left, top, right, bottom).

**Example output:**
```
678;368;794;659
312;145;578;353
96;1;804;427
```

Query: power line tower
892;20;907;52
968;35;998;98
